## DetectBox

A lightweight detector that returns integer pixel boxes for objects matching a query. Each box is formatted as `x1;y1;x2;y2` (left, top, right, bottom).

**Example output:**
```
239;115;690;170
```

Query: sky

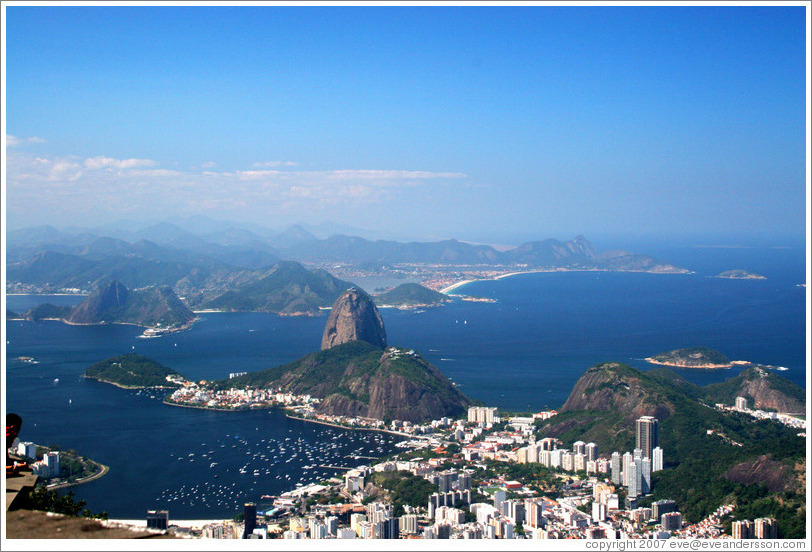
3;3;809;245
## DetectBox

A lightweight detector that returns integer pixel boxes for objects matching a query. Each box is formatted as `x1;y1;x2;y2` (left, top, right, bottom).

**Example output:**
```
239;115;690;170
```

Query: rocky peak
321;288;387;351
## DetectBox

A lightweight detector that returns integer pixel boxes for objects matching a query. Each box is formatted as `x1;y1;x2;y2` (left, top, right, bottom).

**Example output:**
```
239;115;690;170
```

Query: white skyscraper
622;452;633;485
626;460;640;498
652;446;663;472
611;452;622;484
45;451;60;478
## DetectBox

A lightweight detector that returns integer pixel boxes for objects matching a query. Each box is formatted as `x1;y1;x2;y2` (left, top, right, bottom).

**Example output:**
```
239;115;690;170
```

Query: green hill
537;362;806;537
220;340;471;423
84;353;184;388
374;283;450;308
703;366;805;413
202;261;353;315
22;303;74;321
67;280;195;329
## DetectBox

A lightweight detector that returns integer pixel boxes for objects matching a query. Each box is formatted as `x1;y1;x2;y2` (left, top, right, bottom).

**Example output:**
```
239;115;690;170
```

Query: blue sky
3;4;808;245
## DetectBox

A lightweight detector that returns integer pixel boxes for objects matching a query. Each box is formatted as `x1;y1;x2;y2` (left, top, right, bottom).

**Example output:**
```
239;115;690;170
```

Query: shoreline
439;267;692;294
644;357;732;370
162;398;273;413
46;459;110;490
284;413;426;440
83;376;179;390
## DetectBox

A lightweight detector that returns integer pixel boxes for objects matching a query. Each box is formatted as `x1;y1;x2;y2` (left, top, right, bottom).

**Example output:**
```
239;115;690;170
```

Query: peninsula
84;353;186;389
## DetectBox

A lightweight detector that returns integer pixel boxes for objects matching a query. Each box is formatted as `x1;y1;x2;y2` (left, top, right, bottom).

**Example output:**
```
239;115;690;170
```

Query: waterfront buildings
146;510;169;531
468;406;498;425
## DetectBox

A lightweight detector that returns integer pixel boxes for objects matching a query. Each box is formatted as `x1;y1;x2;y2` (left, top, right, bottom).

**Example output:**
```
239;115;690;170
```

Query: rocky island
716;270;766;280
645;347;733;369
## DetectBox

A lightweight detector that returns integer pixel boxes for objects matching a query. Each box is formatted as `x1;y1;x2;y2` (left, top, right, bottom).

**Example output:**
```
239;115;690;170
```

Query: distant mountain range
8;221;688;271
7;221;688;314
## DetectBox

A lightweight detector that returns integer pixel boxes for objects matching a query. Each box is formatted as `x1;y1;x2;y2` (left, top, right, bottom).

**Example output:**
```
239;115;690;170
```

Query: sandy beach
439;269;551;294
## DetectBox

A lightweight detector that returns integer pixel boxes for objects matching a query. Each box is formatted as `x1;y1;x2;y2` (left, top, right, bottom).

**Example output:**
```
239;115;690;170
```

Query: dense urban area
116;376;802;540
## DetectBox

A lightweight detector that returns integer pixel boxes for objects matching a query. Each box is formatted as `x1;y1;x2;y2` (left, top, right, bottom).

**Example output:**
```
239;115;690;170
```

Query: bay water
4;243;807;519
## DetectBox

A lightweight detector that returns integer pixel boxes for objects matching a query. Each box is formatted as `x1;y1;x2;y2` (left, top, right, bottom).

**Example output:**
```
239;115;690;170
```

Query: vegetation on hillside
537;362;806;537
374;283;450;307
22;303;74;321
202;261;353;315
85;353;183;388
649;347;730;366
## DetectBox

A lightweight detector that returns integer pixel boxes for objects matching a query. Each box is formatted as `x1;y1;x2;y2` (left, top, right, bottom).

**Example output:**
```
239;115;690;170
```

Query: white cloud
83;156;157;170
6;135;46;147
5;151;468;225
252;161;299;168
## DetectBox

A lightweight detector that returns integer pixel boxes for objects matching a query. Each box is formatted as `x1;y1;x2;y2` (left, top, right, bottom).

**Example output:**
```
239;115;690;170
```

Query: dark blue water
4;243;807;518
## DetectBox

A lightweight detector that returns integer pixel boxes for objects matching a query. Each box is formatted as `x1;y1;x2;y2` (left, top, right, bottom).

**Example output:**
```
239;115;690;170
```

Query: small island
84;353;187;389
645;347;733;369
716;270;766;280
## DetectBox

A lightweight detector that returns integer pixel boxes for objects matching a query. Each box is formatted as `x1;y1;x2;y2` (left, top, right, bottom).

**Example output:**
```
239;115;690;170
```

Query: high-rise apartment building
641;458;652;494
732;520;754;539
652;499;677;521
400;514;418;535
622;452;633;485
146;510;169;531
636;416;659;460
242;503;257;539
652;446;663;472
467;406;498;424
585;442;598;462
661;512;683;532
611;452;622;484
754;517;778;539
626;460;639;498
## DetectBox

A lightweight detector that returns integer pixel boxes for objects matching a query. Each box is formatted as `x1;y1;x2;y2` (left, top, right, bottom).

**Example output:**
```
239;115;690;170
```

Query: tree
30;487;107;519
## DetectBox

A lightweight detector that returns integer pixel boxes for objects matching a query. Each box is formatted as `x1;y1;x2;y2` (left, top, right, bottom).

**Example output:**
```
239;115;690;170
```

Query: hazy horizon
3;4;809;248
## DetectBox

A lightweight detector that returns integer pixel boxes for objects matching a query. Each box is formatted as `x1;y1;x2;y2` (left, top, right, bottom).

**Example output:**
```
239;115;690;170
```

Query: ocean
4;242;807;519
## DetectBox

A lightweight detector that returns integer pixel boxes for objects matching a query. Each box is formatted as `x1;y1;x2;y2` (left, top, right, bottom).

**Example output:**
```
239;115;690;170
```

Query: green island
646;347;732;368
716;270;767;280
